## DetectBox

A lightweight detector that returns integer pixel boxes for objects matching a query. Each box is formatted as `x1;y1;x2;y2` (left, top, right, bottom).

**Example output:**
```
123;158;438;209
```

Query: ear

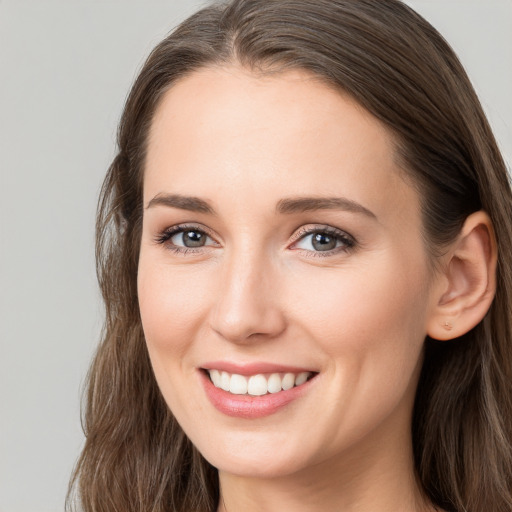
427;211;497;341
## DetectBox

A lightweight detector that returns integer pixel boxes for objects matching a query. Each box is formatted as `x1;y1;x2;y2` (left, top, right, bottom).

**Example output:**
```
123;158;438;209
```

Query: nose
209;249;287;344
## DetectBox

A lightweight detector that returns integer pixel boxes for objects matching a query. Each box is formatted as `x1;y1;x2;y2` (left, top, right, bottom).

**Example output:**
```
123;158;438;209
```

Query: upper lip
200;361;317;375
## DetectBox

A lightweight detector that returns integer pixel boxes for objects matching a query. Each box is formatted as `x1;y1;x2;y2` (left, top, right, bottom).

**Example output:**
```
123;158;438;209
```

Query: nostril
210;313;288;344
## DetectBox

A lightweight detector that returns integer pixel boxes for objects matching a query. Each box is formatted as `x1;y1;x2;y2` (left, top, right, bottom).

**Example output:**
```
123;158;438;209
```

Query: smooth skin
137;66;496;512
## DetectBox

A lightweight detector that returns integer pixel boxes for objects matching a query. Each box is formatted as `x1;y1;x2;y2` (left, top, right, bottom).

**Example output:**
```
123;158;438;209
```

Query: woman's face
138;66;439;478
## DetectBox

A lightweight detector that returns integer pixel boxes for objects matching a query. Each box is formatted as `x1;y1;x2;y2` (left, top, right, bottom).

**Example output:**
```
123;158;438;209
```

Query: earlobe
427;211;497;341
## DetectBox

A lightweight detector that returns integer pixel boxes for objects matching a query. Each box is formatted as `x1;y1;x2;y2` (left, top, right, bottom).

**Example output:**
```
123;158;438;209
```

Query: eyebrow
276;196;376;219
146;193;376;219
146;193;215;214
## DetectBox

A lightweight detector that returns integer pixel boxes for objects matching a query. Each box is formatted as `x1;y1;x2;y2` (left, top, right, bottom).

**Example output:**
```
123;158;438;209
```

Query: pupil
312;233;336;251
184;230;204;247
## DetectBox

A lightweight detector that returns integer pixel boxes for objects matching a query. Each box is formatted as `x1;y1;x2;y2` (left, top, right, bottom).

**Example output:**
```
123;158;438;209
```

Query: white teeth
267;373;282;393
230;374;248;395
281;373;295;391
247;374;267;396
295;371;309;386
208;369;313;396
210;369;221;387
220;371;230;392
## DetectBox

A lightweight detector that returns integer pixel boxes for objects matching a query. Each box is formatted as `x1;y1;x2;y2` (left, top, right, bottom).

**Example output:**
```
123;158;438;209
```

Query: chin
210;453;306;479
191;430;315;479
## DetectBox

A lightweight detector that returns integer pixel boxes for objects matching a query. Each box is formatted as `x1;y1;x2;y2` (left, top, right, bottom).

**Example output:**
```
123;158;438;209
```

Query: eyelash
154;224;218;255
289;225;356;257
154;223;357;257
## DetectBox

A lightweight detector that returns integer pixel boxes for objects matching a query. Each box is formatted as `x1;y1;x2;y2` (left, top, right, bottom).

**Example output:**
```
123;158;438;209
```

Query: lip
201;361;316;376
199;366;317;419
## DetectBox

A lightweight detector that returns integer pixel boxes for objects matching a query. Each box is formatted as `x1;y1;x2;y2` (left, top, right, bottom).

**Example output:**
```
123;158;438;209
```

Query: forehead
144;66;418;224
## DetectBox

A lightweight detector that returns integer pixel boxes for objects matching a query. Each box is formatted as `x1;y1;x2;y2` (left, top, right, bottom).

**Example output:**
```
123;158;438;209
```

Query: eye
155;225;218;252
291;226;356;254
171;229;212;248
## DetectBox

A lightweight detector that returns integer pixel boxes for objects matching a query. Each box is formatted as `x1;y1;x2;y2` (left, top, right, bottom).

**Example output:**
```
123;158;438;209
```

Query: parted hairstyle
67;1;512;511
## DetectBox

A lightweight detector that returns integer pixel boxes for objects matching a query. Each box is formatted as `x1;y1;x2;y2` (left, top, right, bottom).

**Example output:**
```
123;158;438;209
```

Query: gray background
0;1;510;511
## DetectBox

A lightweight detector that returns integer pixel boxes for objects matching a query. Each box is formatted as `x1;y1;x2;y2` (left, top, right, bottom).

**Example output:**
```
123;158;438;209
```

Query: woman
68;1;512;511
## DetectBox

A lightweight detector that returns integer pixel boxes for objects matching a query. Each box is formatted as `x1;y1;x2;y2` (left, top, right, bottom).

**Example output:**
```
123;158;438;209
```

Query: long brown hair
67;1;512;511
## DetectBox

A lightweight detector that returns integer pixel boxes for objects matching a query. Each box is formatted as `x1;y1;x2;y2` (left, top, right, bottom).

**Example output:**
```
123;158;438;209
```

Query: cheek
282;254;430;452
291;252;429;377
137;254;218;423
137;255;214;360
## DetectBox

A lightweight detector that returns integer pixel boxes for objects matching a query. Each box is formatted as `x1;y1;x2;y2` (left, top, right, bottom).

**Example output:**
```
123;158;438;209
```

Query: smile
200;365;318;419
207;369;313;396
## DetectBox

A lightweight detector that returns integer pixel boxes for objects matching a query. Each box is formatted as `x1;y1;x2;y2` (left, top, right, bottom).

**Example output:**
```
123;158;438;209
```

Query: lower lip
200;371;316;419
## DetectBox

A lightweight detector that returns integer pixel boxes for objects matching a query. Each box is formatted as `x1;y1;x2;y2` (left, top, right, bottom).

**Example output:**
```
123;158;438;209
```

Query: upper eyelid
153;223;219;248
162;223;217;238
288;225;357;257
290;224;355;242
